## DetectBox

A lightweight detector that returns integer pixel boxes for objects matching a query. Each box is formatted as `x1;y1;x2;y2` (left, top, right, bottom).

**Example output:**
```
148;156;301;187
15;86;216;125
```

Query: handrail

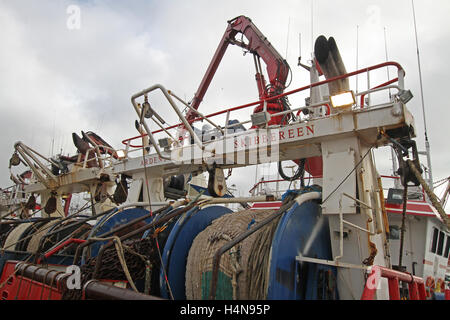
168;90;224;134
360;78;399;107
248;176;322;194
37;238;86;264
10;141;119;191
13;141;58;188
122;61;405;149
361;265;427;300
130;84;204;160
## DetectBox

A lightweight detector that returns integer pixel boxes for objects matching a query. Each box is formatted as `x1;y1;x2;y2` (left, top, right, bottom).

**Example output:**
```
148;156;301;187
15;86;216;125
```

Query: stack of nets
185;208;282;300
61;237;158;300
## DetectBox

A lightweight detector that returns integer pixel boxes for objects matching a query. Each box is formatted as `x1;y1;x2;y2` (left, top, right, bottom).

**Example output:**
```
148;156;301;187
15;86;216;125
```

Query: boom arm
186;15;290;122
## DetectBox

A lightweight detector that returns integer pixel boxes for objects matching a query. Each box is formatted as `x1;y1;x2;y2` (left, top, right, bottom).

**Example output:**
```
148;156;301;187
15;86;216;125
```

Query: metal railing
361;265;427;300
122;61;406;154
248;176;322;195
10;141;122;192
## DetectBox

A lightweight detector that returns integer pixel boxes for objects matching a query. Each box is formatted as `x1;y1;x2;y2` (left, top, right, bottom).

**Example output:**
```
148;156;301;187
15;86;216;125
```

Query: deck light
159;138;171;150
251;111;271;127
397;89;413;104
116;149;126;159
330;90;356;109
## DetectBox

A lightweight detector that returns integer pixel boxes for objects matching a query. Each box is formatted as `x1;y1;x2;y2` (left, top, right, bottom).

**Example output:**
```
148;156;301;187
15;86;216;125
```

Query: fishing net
2;222;33;250
185;208;281;300
61;237;159;300
26;219;62;252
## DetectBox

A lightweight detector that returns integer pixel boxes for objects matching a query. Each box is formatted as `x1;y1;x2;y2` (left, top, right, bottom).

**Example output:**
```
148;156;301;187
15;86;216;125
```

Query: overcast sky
1;0;449;209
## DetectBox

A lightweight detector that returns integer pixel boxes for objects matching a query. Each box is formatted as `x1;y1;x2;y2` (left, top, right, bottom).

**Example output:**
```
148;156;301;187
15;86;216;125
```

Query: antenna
285;17;291;59
51;109;56;157
355;25;359;94
298;32;311;71
310;0;314;59
412;0;433;189
299;32;301;61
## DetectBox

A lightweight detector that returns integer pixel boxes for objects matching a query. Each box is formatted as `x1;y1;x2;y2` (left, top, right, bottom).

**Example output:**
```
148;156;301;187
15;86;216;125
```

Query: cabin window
437;231;445;256
430;227;439;253
389;225;400;240
138;185;143;202
444;235;450;258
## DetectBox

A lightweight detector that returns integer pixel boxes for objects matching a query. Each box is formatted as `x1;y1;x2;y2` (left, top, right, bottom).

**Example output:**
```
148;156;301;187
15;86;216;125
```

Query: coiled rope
185;208;276;299
246;214;282;299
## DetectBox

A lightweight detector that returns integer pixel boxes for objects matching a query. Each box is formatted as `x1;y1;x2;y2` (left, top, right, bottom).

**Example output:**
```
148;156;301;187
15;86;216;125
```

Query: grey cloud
0;0;448;209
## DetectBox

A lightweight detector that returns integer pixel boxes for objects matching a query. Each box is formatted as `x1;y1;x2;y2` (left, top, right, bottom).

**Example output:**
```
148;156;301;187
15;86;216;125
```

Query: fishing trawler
0;14;449;302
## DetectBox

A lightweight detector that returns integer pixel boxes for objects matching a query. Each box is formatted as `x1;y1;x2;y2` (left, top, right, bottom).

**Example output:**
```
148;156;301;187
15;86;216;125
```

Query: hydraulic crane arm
186;15;290;122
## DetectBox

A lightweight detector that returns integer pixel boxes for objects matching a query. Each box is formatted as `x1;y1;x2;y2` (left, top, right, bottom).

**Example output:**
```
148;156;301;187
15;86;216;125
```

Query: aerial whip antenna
311;0;314;59
285;17;291;59
355;25;359;94
412;0;433;189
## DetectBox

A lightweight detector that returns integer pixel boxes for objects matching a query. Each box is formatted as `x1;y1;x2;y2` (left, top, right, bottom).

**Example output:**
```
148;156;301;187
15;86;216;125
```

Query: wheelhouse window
430;227;439;253
437;231;445;256
444;235;450;258
389;225;400;240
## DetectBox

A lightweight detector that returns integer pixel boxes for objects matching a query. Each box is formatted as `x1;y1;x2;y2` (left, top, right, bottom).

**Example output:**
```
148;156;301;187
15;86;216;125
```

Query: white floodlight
330;90;356;109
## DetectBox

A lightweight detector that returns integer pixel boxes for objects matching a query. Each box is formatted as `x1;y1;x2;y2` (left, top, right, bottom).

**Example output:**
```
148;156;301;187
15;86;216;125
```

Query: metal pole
412;0;433;190
356;25;359;94
83;280;163;300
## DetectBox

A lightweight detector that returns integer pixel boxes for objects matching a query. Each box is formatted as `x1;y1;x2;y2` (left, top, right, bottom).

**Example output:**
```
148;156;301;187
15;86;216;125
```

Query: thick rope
407;160;450;229
89;236;138;292
246;215;281;299
185;209;275;299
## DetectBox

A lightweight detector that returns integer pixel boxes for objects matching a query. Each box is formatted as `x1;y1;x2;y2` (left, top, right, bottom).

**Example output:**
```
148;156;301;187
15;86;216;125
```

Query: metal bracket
296;255;369;271
131;84;204;160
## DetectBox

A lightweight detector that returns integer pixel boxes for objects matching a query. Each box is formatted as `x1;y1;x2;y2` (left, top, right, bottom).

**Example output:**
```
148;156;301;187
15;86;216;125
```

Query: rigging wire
322;147;373;205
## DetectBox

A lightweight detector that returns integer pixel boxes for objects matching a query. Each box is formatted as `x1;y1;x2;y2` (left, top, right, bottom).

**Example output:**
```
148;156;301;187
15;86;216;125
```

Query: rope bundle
185;208;278;299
